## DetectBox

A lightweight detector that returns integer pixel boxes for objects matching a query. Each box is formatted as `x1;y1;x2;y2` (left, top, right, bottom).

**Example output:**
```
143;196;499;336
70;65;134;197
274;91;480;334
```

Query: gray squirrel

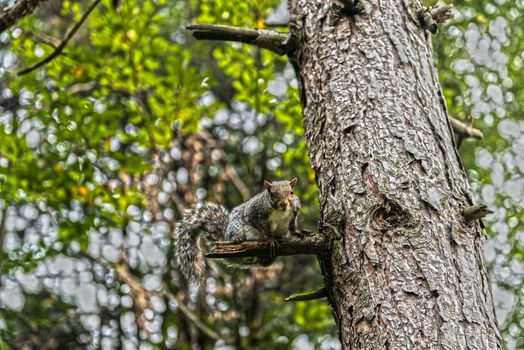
173;178;302;284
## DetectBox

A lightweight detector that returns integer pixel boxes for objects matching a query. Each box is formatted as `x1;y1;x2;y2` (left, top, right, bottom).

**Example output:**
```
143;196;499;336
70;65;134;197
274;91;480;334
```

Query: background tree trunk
288;0;502;348
0;0;50;33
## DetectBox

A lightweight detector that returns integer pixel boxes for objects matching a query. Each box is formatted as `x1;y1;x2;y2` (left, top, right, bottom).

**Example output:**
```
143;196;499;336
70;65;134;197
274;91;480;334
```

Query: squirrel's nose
278;201;288;210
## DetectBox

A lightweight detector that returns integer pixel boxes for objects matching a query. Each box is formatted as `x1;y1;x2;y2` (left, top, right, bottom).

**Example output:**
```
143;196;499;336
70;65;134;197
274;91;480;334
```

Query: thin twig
449;116;483;140
17;0;101;76
285;287;327;302
65;81;97;94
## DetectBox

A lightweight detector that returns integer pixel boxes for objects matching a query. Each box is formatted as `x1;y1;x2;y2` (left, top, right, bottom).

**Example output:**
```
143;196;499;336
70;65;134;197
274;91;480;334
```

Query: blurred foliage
0;0;522;349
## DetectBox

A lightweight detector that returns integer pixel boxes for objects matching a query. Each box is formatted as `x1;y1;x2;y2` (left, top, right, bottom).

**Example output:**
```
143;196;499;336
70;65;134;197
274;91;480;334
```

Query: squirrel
173;178;302;284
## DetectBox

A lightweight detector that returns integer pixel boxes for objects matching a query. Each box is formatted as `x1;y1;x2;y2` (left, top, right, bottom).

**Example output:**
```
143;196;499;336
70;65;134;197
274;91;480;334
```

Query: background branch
162;284;222;341
17;0;101;76
117;263;223;341
30;32;62;49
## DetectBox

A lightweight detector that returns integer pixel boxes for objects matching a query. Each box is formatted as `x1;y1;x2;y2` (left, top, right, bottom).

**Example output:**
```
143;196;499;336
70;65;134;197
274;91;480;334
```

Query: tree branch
17;0;101;76
198;130;251;202
462;204;493;222
284;287;327;302
450;116;483;140
428;5;454;24
187;24;290;56
30;31;62;49
206;233;329;259
224;164;251;202
0;0;51;33
419;5;453;34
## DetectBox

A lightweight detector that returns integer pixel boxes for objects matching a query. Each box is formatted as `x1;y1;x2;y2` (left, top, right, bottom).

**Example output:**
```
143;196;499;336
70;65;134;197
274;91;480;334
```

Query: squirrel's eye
290;191;293;195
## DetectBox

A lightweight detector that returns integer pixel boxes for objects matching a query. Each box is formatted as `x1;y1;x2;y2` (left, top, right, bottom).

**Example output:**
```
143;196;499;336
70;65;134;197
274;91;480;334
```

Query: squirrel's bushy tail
173;202;229;284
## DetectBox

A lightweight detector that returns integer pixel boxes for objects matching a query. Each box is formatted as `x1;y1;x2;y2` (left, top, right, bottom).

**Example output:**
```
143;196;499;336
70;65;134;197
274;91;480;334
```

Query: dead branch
285;287;327;302
450;116;483;140
187;24;290;55
428;5;454;23
419;5;453;34
462;204;493;222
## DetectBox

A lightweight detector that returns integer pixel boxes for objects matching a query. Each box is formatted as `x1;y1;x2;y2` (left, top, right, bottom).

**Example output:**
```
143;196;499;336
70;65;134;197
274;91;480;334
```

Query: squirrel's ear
264;180;272;191
289;178;297;189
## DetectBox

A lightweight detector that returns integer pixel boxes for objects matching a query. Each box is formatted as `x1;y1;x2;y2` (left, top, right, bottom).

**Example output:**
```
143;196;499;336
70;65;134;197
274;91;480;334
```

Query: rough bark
0;0;50;33
288;0;501;349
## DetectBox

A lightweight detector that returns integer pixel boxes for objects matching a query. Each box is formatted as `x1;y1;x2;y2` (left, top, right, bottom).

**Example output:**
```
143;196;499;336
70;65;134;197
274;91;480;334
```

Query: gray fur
173;202;229;283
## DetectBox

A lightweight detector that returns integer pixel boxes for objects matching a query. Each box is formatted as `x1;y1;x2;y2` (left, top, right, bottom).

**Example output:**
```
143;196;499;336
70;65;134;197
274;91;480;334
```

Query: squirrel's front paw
232;236;243;244
267;239;279;258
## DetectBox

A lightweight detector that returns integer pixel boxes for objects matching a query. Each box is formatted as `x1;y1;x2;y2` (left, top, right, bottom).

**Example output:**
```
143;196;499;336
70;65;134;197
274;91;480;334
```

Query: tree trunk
288;0;502;348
